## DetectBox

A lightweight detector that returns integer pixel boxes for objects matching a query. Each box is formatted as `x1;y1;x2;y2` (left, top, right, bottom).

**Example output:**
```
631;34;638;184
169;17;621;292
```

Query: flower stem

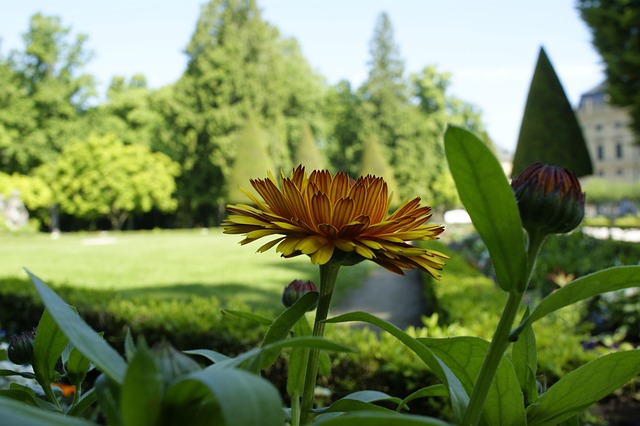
300;260;341;425
462;230;546;425
461;289;523;425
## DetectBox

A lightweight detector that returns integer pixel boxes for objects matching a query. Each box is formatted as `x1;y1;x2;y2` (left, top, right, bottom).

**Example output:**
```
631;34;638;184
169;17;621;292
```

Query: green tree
578;0;640;140
44;134;179;230
358;133;400;206
0;13;95;174
293;123;324;171
81;74;162;147
157;0;324;225
226;117;273;204
512;47;593;177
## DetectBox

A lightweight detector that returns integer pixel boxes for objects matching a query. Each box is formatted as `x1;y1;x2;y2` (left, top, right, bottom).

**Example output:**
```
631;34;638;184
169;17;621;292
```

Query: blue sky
1;0;603;151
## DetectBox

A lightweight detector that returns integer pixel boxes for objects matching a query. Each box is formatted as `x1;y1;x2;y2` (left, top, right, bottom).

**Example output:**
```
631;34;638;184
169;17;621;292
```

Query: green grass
0;229;371;312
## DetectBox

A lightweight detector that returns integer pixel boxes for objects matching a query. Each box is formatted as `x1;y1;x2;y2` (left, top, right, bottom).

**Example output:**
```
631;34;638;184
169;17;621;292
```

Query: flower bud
511;163;585;236
282;279;318;310
153;341;201;390
7;329;36;365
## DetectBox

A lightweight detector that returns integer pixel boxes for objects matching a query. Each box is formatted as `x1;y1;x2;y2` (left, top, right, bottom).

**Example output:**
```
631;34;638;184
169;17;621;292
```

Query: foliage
578;0;640;141
0;13;95;174
226;117;274;204
358;133;399;206
512;47;593;177
156;0;325;226
582;177;640;203
293;123;325;171
0;172;52;211
42;133;179;230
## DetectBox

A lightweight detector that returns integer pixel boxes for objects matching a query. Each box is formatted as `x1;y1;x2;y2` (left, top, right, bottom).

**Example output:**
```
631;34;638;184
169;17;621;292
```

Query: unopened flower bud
511;163;585;236
7;329;36;365
153;341;201;390
282;279;318;310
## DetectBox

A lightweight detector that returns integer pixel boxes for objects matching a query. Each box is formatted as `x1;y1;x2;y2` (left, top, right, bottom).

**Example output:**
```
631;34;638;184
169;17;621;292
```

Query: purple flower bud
7;329;36;365
511;163;585;236
282;279;318;310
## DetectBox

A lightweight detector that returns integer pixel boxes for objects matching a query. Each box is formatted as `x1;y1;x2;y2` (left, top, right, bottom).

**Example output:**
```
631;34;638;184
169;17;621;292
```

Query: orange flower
223;166;447;278
52;382;76;397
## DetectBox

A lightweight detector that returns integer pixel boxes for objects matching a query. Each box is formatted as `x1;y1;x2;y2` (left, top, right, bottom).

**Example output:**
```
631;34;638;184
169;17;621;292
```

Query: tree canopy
512;47;593;177
578;0;640;141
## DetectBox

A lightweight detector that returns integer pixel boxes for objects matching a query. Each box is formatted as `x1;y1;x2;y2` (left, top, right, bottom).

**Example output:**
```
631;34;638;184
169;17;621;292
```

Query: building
576;83;640;182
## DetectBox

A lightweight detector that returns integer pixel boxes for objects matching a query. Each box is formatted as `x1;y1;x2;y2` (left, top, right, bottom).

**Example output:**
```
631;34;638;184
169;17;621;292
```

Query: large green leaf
27;270;127;384
444;126;526;291
259;291;318;369
528;266;640;324
325;312;469;423
312;411;452;426
526;350;640;425
33;310;69;390
397;385;448;412
120;343;163;426
287;317;313;398
0;396;95;426
419;337;525;426
164;367;284;426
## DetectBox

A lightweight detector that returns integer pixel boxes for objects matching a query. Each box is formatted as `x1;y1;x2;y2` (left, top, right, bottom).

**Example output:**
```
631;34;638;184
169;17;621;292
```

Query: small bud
153;341;201;390
282;279;318;310
511;163;585;237
7;329;36;365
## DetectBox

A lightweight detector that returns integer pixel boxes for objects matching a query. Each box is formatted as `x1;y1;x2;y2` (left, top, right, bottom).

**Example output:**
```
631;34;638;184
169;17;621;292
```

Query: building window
595;124;603;131
617;168;624;176
616;143;623;159
597;144;604;160
615;121;624;128
597;170;604;177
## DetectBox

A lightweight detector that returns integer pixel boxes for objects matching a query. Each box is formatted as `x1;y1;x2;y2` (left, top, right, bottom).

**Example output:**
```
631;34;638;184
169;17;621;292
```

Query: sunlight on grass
0;229;371;310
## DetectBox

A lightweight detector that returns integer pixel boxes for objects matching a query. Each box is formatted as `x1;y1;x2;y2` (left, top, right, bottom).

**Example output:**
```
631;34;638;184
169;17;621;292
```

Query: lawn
0;229;372;311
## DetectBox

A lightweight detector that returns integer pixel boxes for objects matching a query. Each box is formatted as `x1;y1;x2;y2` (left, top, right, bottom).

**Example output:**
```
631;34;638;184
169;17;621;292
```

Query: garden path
330;266;426;330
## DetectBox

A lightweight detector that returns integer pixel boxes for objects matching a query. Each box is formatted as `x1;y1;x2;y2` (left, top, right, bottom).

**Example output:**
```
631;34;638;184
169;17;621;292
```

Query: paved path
330;266;426;330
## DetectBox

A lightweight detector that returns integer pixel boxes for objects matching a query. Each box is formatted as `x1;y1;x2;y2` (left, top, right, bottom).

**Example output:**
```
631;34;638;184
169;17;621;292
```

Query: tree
0;13;95;174
358;133;400;206
512;47;593;177
293;123;324;171
44;134;179;230
157;0;325;225
226;117;273;204
578;0;640;140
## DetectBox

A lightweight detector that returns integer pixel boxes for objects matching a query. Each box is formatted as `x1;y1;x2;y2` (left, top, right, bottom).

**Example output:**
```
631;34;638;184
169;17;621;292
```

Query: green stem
462;230;547;425
300;260;341;425
461;289;523;425
291;394;301;426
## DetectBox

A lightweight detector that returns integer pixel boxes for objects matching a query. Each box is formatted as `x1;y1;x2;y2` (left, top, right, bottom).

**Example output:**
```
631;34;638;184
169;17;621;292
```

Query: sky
0;0;604;152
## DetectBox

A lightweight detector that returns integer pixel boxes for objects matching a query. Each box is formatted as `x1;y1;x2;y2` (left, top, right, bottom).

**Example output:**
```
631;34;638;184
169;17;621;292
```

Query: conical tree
226;117;273;204
359;133;400;206
512;47;593;177
293;123;324;171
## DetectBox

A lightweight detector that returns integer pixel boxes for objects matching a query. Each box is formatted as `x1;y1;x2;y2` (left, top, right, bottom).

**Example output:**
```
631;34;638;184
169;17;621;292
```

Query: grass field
0;229;372;311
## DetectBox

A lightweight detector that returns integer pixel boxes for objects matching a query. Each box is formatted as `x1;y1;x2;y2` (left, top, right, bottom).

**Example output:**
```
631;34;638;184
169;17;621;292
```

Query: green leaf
123;328;136;362
0;396;95;426
419;337;526;426
183;349;230;364
528;266;640;325
526;350;640;425
397;385;448;412
94;374;122;426
164;367;284;426
33;310;69;390
511;308;538;404
64;345;93;387
318;350;331;378
223;309;274;326
287;317;313;398
259;291;318;369
27;270;127;384
444;125;526;291
0;370;36;379
325;312;469;423
218;336;354;373
312;411;452;425
120;342;163;426
316;391;402;414
66;387;97;416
